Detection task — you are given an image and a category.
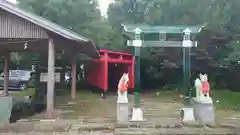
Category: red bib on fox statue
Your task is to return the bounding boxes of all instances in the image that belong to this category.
[118,73,129,93]
[199,73,212,100]
[117,73,129,103]
[201,81,210,93]
[119,77,129,93]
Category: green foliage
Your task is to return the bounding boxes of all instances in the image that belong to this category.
[15,0,240,70]
[11,88,36,97]
[18,0,124,50]
[212,90,240,110]
[227,40,240,64]
[7,0,126,68]
[108,0,240,91]
[108,0,240,65]
[3,0,240,91]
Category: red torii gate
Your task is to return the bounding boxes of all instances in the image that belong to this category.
[87,49,134,91]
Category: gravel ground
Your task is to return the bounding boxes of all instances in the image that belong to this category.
[0,91,239,134]
[0,131,114,135]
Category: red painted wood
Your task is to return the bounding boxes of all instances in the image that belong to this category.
[87,49,134,91]
[100,49,133,56]
[103,53,108,91]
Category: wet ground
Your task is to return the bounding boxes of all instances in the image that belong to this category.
[0,90,240,134]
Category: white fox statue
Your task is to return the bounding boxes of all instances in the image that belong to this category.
[194,75,202,100]
[117,73,129,103]
[195,73,212,102]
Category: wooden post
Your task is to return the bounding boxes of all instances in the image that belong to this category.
[104,52,108,91]
[35,64,40,89]
[100,52,108,98]
[71,52,77,100]
[46,38,55,117]
[3,53,9,95]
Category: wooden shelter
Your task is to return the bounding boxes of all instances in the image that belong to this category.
[0,0,99,117]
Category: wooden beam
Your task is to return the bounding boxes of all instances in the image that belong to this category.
[127,41,183,47]
[3,53,9,95]
[127,41,198,48]
[46,38,55,117]
[71,52,77,100]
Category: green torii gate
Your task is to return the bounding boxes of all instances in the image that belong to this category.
[122,24,203,121]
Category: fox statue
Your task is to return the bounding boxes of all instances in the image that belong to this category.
[194,74,202,100]
[117,73,129,103]
[197,73,212,102]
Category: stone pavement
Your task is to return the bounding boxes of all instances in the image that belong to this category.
[115,118,240,135]
[0,118,115,135]
[0,93,239,134]
[0,117,238,135]
[115,93,240,135]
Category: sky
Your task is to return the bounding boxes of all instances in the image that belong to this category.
[6,0,17,4]
[98,0,114,16]
[6,0,113,16]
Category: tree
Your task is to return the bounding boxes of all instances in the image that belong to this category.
[18,0,124,50]
[9,0,125,69]
[107,0,240,90]
[108,0,240,68]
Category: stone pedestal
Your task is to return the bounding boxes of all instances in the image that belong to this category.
[117,93,129,123]
[180,107,195,122]
[191,97,215,124]
[117,102,129,123]
[131,108,144,121]
[0,96,12,124]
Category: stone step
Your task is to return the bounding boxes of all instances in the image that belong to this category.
[117,118,240,129]
[71,123,115,131]
[19,117,116,123]
[143,113,180,118]
[0,123,34,133]
[79,117,116,123]
[116,123,182,129]
[114,128,236,135]
[35,119,116,132]
[115,128,160,135]
[116,118,182,129]
[4,119,115,133]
